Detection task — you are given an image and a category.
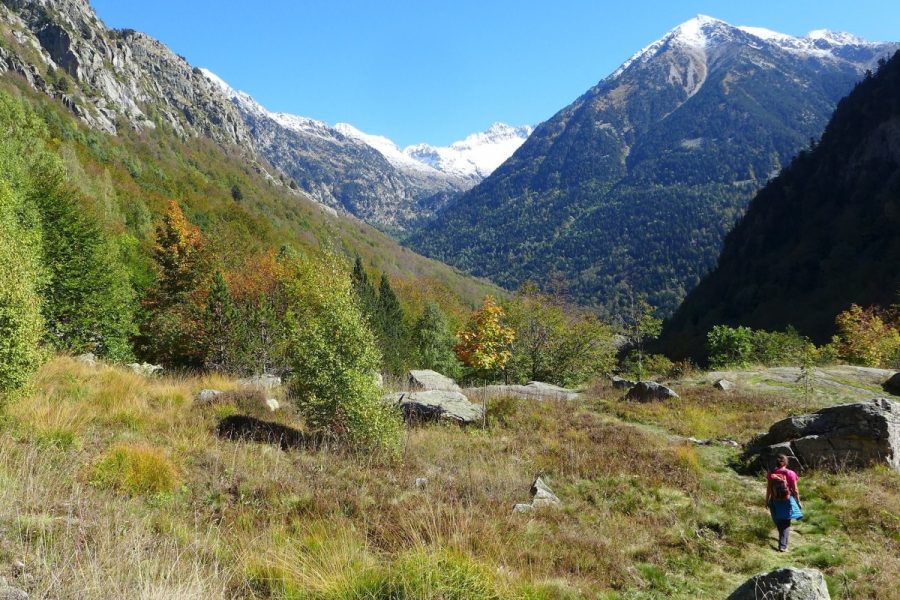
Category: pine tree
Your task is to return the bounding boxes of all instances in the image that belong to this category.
[376,273,407,375]
[141,200,207,367]
[350,255,377,318]
[202,271,238,372]
[412,303,460,377]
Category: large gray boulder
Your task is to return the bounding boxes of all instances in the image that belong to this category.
[625,381,679,402]
[407,369,461,392]
[383,390,483,425]
[882,372,900,396]
[745,398,900,471]
[237,373,282,390]
[726,567,829,600]
[465,382,580,401]
[513,477,561,513]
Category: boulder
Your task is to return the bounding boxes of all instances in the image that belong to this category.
[407,369,461,392]
[383,390,483,425]
[237,373,281,390]
[463,382,580,401]
[726,567,829,600]
[195,389,222,404]
[127,362,162,376]
[625,381,679,402]
[882,372,900,396]
[0,586,28,600]
[75,352,96,366]
[714,378,735,391]
[514,477,561,513]
[744,398,900,471]
[414,477,428,489]
[612,376,636,390]
[265,398,280,412]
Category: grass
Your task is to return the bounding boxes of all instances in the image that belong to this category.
[0,356,897,598]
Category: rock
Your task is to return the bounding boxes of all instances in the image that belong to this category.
[265,398,280,412]
[882,372,900,396]
[514,477,561,512]
[75,352,96,366]
[530,477,561,508]
[718,438,741,448]
[744,398,900,471]
[374,372,384,387]
[624,381,679,402]
[10,561,24,576]
[383,391,483,425]
[463,382,580,401]
[714,378,734,391]
[726,567,830,600]
[407,369,461,392]
[688,437,711,446]
[195,389,222,404]
[237,373,281,390]
[611,376,636,390]
[127,362,162,376]
[414,477,428,489]
[0,586,28,600]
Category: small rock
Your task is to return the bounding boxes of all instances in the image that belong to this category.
[237,373,281,390]
[530,477,561,508]
[265,398,280,412]
[713,378,734,391]
[75,352,96,366]
[374,372,384,387]
[10,561,24,577]
[718,438,741,448]
[726,567,830,600]
[625,381,679,402]
[688,437,711,446]
[128,362,163,377]
[414,477,428,489]
[512,503,533,513]
[195,389,222,404]
[0,584,28,600]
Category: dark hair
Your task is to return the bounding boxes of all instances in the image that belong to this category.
[776,454,789,467]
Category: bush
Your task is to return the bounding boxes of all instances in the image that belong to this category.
[707,325,754,368]
[834,304,900,367]
[284,253,401,454]
[707,324,817,368]
[0,183,45,398]
[90,443,179,495]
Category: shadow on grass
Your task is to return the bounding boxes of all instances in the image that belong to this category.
[216,415,322,450]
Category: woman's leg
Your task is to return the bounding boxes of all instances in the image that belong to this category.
[776,519,791,550]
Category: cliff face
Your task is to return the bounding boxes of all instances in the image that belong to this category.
[0,0,249,146]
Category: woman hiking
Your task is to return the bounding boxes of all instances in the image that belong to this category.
[766,454,803,552]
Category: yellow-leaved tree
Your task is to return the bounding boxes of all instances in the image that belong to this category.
[454,295,515,382]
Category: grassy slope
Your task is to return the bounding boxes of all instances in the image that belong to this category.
[0,357,896,599]
[0,75,500,322]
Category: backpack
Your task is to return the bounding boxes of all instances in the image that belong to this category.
[770,472,790,500]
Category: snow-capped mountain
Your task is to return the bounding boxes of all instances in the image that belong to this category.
[201,69,528,229]
[335,122,533,182]
[409,15,900,315]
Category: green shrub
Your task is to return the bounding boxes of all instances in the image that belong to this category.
[707,325,754,368]
[90,443,179,495]
[0,183,45,398]
[285,253,401,454]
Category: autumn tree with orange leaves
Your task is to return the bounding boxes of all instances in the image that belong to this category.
[141,200,209,367]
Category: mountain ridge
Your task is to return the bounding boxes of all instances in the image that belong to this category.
[406,15,900,315]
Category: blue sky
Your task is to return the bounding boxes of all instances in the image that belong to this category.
[91,0,899,147]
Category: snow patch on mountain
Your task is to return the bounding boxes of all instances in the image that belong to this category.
[404,123,534,179]
[611,15,884,81]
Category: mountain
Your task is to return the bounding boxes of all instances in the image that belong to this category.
[203,70,530,232]
[406,15,900,315]
[662,50,900,360]
[0,0,249,145]
[0,0,501,311]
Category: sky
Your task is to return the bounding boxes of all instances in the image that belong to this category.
[90,0,899,147]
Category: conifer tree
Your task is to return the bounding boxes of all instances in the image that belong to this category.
[412,302,460,377]
[202,271,238,372]
[376,273,407,375]
[350,255,377,319]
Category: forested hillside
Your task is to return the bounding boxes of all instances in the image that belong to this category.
[663,50,900,360]
[407,17,898,316]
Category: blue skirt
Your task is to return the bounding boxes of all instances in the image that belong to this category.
[770,496,803,521]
